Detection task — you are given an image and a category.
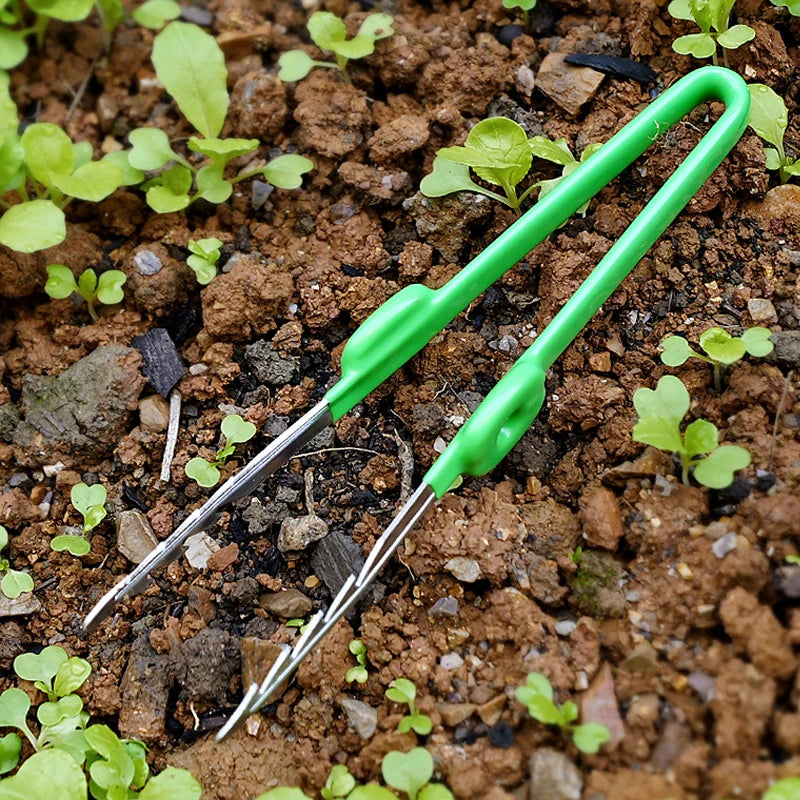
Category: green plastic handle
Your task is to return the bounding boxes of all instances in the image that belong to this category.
[323,67,749,495]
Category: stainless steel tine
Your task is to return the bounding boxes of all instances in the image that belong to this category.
[216,483,436,742]
[83,399,333,632]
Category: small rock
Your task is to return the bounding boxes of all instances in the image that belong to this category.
[251,180,273,210]
[649,720,692,770]
[259,588,313,619]
[445,557,481,583]
[747,298,777,322]
[0,592,41,617]
[42,462,64,478]
[138,395,170,433]
[131,328,185,398]
[571,551,625,618]
[310,531,365,596]
[477,694,506,726]
[242,498,288,535]
[278,514,328,554]
[207,543,239,572]
[119,632,169,742]
[535,52,605,115]
[488,720,514,748]
[133,250,163,276]
[528,748,582,800]
[241,637,284,688]
[554,619,577,636]
[184,532,219,569]
[776,565,800,599]
[580,486,624,550]
[687,670,715,703]
[116,510,159,565]
[437,701,476,727]
[341,697,378,739]
[770,330,800,369]
[579,663,625,748]
[619,641,659,674]
[170,628,240,709]
[440,652,464,671]
[179,5,213,25]
[245,341,298,385]
[187,586,217,623]
[429,596,459,618]
[712,532,737,558]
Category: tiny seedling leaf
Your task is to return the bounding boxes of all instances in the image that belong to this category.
[185,457,221,488]
[101,150,145,186]
[51,160,124,202]
[0,526,6,551]
[529,135,575,166]
[633,375,690,426]
[698,327,746,365]
[152,22,229,139]
[254,789,313,800]
[96,270,127,305]
[14,645,67,686]
[189,136,259,166]
[667,0,694,19]
[503,0,537,9]
[382,748,434,799]
[522,672,554,700]
[672,32,717,58]
[45,264,79,299]
[683,418,718,458]
[386,677,416,706]
[51,534,91,556]
[346,787,396,800]
[0,131,23,189]
[28,0,93,21]
[0,29,27,70]
[398,712,433,735]
[128,127,179,171]
[518,691,564,726]
[195,165,232,204]
[716,24,755,48]
[307,11,347,51]
[322,764,356,799]
[0,733,21,775]
[660,335,694,367]
[146,163,193,212]
[131,0,180,28]
[764,777,800,800]
[53,656,92,697]
[0,200,66,253]
[77,267,98,302]
[692,444,751,489]
[747,84,788,153]
[740,326,774,357]
[0,748,86,800]
[0,570,33,600]
[418,786,455,800]
[420,156,483,198]
[278,51,315,82]
[20,123,74,185]
[572,722,611,754]
[139,767,204,799]
[0,688,30,733]
[262,154,314,189]
[345,665,368,683]
[37,694,83,728]
[221,414,256,444]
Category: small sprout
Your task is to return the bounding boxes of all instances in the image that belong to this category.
[186,414,257,488]
[667,0,755,66]
[131,0,180,28]
[764,776,800,800]
[660,326,774,391]
[321,764,357,800]
[529,137,603,214]
[502,0,537,30]
[278,11,394,81]
[748,84,800,184]
[632,375,751,488]
[786,554,800,565]
[381,748,454,800]
[286,617,310,633]
[255,789,313,800]
[516,672,610,754]
[569,545,583,565]
[13,644,91,703]
[44,264,127,319]
[386,678,433,736]
[345,639,369,684]
[187,237,223,285]
[0,526,33,600]
[70,482,107,533]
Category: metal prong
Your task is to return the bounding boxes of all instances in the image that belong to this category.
[83,399,333,632]
[216,483,436,742]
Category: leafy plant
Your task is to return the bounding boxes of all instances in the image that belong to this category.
[386,678,432,736]
[0,526,32,600]
[51,482,107,557]
[185,414,256,488]
[516,672,610,754]
[187,237,223,285]
[345,640,369,684]
[45,265,126,319]
[502,0,536,29]
[128,22,313,214]
[322,765,357,800]
[667,0,754,65]
[380,748,453,800]
[420,117,601,215]
[747,84,800,184]
[278,11,394,81]
[660,326,773,391]
[568,545,583,565]
[764,777,800,800]
[632,375,751,488]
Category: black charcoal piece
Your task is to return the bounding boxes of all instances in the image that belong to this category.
[564,53,658,84]
[131,328,186,397]
[310,531,365,596]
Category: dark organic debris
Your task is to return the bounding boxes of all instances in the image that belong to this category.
[564,53,658,84]
[131,328,186,397]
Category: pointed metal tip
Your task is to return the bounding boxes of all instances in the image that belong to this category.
[216,682,260,742]
[82,584,120,632]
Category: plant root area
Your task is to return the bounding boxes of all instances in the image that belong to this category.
[1,0,800,798]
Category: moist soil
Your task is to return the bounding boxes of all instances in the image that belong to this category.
[1,0,800,798]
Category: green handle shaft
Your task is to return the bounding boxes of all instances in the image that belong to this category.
[424,67,749,496]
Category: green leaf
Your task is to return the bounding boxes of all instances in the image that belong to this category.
[277,51,315,82]
[307,11,347,52]
[71,482,107,518]
[185,457,220,487]
[345,787,396,800]
[385,677,416,707]
[572,722,611,754]
[324,764,356,799]
[131,0,180,28]
[152,21,228,139]
[0,30,26,70]
[139,767,203,799]
[382,748,433,799]
[764,777,800,800]
[221,414,256,444]
[54,656,92,697]
[693,444,751,489]
[72,140,92,169]
[0,688,30,733]
[349,639,366,657]
[0,113,20,167]
[519,692,564,726]
[0,200,65,253]
[96,270,126,305]
[503,0,537,9]
[262,153,314,189]
[14,645,67,686]
[0,570,33,599]
[633,375,689,426]
[0,748,86,800]
[20,123,74,185]
[747,84,788,153]
[51,534,91,556]
[37,694,83,727]
[740,326,774,357]
[27,0,93,22]
[684,418,718,458]
[699,327,746,365]
[76,268,98,303]
[672,32,717,58]
[521,672,553,700]
[145,164,193,212]
[85,724,134,785]
[187,256,217,284]
[631,415,684,453]
[716,23,754,49]
[659,335,695,367]
[420,156,485,198]
[188,136,259,169]
[128,127,179,171]
[418,786,455,800]
[188,237,223,260]
[0,527,6,551]
[345,665,368,683]
[45,264,79,300]
[96,0,124,34]
[195,165,232,204]
[101,150,145,186]
[771,0,800,14]
[355,13,394,42]
[398,713,432,736]
[0,734,20,775]
[51,160,124,202]
[667,0,694,20]
[560,700,578,724]
[528,136,575,166]
[254,790,313,800]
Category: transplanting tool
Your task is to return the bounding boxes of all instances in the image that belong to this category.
[82,67,750,740]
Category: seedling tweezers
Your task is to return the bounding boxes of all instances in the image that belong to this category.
[82,67,750,741]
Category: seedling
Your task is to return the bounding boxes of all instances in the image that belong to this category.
[345,639,368,684]
[632,375,751,488]
[380,748,453,800]
[660,326,773,391]
[0,525,33,600]
[44,265,126,319]
[322,764,357,800]
[747,84,800,184]
[786,555,800,565]
[765,777,800,800]
[667,0,754,66]
[278,11,394,81]
[187,237,223,285]
[529,137,603,214]
[569,545,584,565]
[385,678,432,736]
[128,22,313,214]
[51,482,107,557]
[516,672,610,754]
[185,414,257,488]
[286,617,310,633]
[502,0,536,30]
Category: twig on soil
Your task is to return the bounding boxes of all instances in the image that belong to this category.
[160,390,182,483]
[290,446,379,459]
[394,430,414,502]
[769,370,794,471]
[65,54,99,122]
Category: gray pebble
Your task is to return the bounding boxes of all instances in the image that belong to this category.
[712,532,737,558]
[429,596,459,618]
[440,653,464,671]
[341,698,377,739]
[554,619,577,636]
[445,557,481,583]
[133,250,163,276]
[180,6,213,25]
